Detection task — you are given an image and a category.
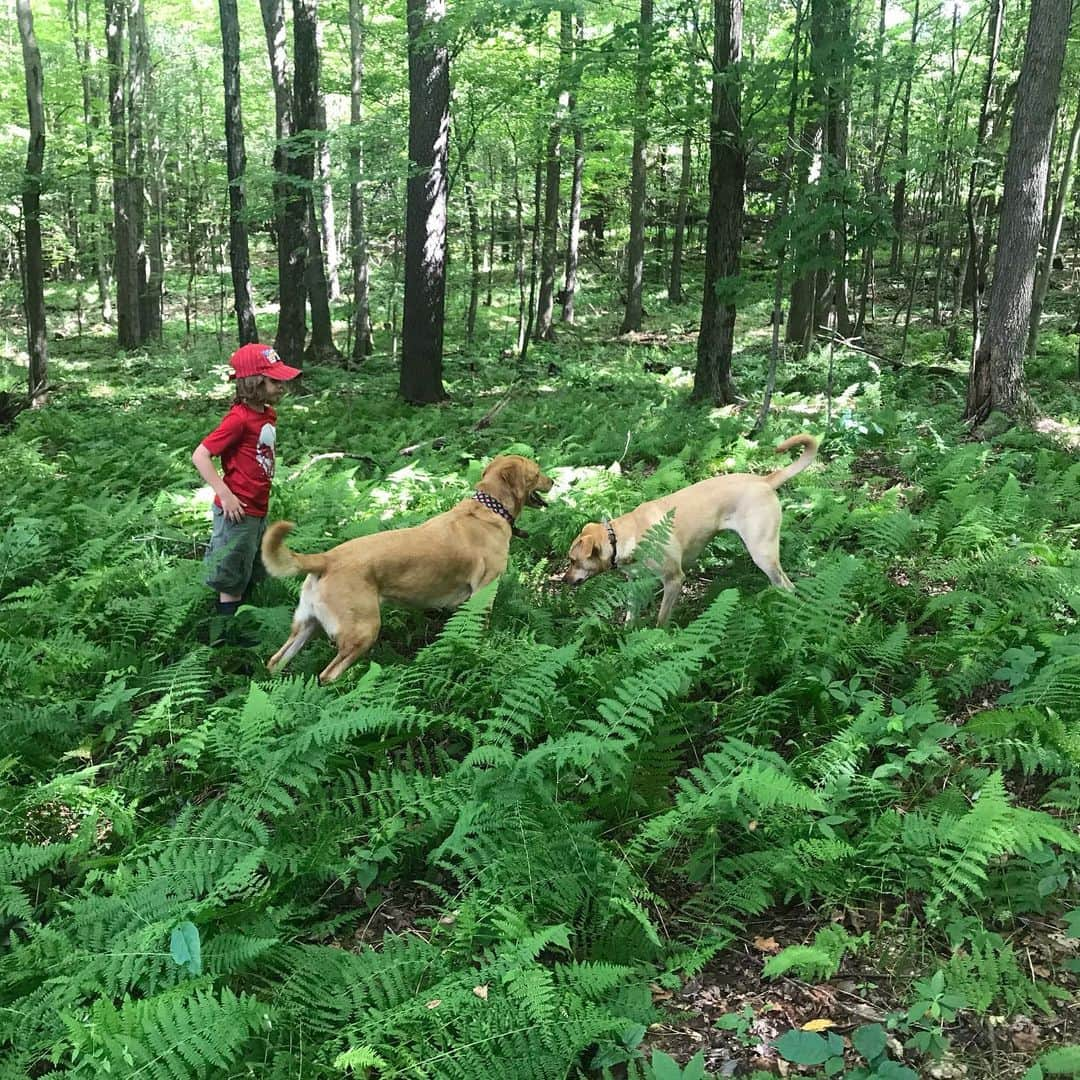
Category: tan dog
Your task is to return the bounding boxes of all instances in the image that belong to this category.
[261,455,553,683]
[563,434,818,625]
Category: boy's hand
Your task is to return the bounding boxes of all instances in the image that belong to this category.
[220,489,246,522]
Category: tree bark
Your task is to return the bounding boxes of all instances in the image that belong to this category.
[260,0,307,361]
[889,0,919,273]
[959,0,1003,358]
[400,0,449,402]
[314,12,340,302]
[69,0,112,325]
[349,0,373,360]
[1028,89,1080,359]
[457,125,481,344]
[561,10,585,325]
[535,7,573,341]
[691,0,742,405]
[17,0,47,404]
[219,0,258,344]
[619,0,652,334]
[855,0,886,333]
[668,80,693,304]
[106,0,140,348]
[292,0,340,364]
[965,0,1070,424]
[753,0,803,437]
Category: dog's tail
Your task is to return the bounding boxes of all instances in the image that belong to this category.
[261,521,330,578]
[765,433,819,489]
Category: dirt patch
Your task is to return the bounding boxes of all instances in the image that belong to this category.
[642,914,1080,1078]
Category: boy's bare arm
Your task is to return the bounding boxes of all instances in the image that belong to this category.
[192,444,246,522]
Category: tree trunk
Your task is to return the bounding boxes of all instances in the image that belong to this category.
[513,157,527,352]
[219,0,258,344]
[819,0,852,338]
[619,0,652,334]
[1028,89,1080,358]
[691,0,742,405]
[668,82,693,304]
[520,152,543,362]
[960,0,1003,359]
[314,13,340,302]
[753,0,803,437]
[106,0,140,348]
[561,10,585,325]
[400,0,449,402]
[128,0,156,341]
[293,0,340,364]
[143,28,164,343]
[349,0,373,360]
[458,128,481,344]
[889,0,919,274]
[965,0,1070,424]
[17,0,47,404]
[70,0,112,325]
[260,0,307,361]
[535,8,572,340]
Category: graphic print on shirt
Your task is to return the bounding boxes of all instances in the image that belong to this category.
[256,422,276,479]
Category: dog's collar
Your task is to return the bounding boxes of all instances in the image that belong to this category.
[604,519,618,568]
[474,490,528,539]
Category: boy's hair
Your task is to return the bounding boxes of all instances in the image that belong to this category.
[234,374,278,406]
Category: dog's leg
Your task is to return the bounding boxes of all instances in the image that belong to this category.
[656,572,685,626]
[318,600,381,684]
[267,617,319,673]
[737,500,795,590]
[742,523,794,589]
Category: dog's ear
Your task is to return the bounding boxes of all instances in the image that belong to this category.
[497,456,534,498]
[569,531,599,561]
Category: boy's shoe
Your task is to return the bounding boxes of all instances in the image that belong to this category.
[210,601,260,648]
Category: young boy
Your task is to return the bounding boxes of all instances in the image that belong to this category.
[192,343,301,636]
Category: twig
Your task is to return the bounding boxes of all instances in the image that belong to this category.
[473,386,515,431]
[398,436,448,457]
[398,383,519,455]
[287,452,379,480]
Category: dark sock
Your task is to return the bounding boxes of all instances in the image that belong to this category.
[216,600,241,617]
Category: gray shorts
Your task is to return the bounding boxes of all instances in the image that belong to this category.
[203,505,268,596]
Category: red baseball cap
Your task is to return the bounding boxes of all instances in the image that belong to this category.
[228,343,302,381]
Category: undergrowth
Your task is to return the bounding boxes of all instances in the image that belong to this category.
[1,278,1079,1078]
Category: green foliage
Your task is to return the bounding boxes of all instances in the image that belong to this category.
[762,925,868,982]
[2,286,1079,1077]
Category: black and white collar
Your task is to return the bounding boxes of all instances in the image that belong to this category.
[604,519,618,568]
[473,490,529,539]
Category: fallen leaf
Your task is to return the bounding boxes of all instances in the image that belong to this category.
[753,936,780,953]
[472,985,489,1001]
[425,999,441,1009]
[801,1018,836,1032]
[1010,1029,1041,1054]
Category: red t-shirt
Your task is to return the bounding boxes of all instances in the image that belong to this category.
[201,403,278,517]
